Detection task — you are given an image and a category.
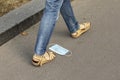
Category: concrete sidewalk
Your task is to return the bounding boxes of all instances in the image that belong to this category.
[0,0,120,80]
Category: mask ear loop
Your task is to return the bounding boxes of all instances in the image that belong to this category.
[48,43,72,57]
[64,51,72,57]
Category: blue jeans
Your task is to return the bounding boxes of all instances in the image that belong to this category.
[35,0,79,55]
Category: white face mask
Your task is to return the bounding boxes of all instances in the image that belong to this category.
[49,44,72,56]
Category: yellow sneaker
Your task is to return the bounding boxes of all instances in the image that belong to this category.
[71,22,91,38]
[32,51,56,66]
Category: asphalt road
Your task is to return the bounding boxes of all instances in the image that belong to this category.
[0,0,120,80]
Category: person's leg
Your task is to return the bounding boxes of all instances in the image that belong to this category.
[60,0,91,38]
[33,0,64,66]
[60,0,79,33]
[35,0,64,55]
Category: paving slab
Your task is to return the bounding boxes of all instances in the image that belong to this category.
[0,0,120,80]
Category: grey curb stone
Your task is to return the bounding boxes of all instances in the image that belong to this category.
[0,0,45,46]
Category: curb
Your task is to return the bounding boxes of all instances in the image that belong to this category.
[0,0,45,46]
